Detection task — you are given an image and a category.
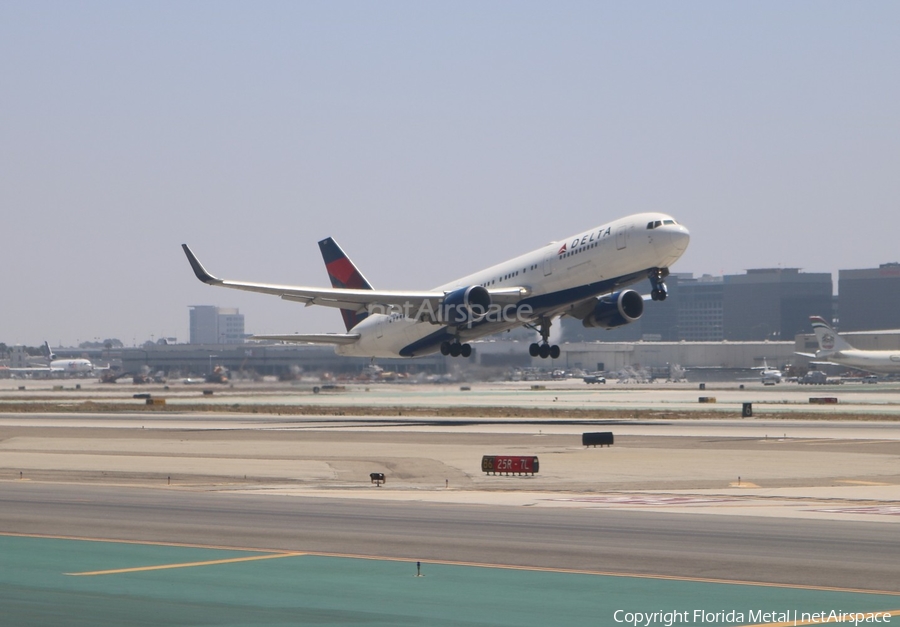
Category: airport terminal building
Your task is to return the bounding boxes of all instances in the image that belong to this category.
[115,338,799,380]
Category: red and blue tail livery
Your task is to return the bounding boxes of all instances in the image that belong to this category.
[318,237,373,331]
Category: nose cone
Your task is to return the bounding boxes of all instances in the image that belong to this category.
[670,224,690,255]
[655,223,690,266]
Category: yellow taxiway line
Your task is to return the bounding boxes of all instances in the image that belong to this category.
[302,550,900,597]
[4,531,899,597]
[66,552,303,576]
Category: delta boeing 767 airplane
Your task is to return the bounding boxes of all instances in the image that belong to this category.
[183,212,689,359]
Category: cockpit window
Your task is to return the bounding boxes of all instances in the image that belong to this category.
[663,219,676,225]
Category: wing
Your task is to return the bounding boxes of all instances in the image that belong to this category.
[182,245,527,319]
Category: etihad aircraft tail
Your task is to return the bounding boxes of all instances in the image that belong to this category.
[810,316,853,355]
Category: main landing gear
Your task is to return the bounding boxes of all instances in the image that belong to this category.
[527,317,561,360]
[440,341,472,358]
[650,267,669,301]
[529,342,560,359]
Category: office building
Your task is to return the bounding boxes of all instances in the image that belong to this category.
[722,268,833,341]
[838,263,900,332]
[189,306,245,344]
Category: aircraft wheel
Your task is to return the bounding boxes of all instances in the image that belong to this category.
[460,343,472,358]
[538,343,551,359]
[529,343,540,357]
[549,345,561,359]
[656,290,667,301]
[450,343,462,357]
[440,341,451,356]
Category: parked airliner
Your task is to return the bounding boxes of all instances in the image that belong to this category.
[183,213,689,359]
[798,316,900,374]
[10,342,98,375]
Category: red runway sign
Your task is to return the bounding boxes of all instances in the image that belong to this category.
[481,456,539,475]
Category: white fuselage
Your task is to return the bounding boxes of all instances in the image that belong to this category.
[819,350,900,374]
[336,212,689,358]
[49,359,94,373]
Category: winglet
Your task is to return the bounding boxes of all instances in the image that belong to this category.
[182,244,219,284]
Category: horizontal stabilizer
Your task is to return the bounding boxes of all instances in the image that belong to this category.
[251,333,360,345]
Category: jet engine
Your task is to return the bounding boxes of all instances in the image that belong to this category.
[442,285,492,324]
[582,290,644,329]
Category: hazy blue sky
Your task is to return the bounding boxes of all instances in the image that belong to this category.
[2,2,898,346]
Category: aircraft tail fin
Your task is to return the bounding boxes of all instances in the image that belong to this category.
[318,237,373,332]
[42,341,57,361]
[810,316,853,355]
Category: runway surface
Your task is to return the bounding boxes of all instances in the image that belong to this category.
[5,377,900,416]
[4,533,900,627]
[2,380,899,623]
[2,481,899,593]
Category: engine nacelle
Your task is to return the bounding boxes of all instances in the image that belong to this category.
[582,290,644,329]
[442,285,492,324]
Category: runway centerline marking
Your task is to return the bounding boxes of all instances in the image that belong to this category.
[66,552,303,576]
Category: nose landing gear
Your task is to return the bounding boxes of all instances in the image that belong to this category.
[650,268,669,301]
